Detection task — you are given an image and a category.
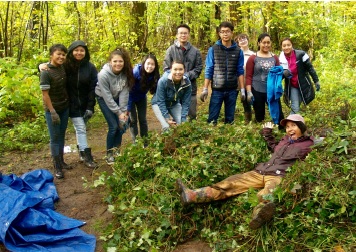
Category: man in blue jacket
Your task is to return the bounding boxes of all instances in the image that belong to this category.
[200,21,245,125]
[163,24,203,121]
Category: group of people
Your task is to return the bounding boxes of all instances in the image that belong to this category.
[39,21,321,230]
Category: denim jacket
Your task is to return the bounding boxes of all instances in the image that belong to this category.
[151,71,192,122]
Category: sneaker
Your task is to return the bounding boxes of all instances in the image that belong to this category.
[55,170,64,179]
[106,153,115,165]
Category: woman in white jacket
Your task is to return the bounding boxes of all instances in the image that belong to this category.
[95,48,134,164]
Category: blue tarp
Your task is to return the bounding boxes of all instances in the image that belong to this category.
[0,169,96,252]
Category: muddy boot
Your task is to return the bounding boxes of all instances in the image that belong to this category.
[249,202,276,230]
[53,156,64,179]
[60,150,72,170]
[83,148,98,168]
[77,145,85,162]
[176,179,215,205]
[244,112,252,124]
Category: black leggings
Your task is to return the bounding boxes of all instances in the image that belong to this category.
[252,88,284,124]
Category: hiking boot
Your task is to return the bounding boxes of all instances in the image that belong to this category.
[249,202,276,230]
[244,112,252,124]
[53,156,64,179]
[83,148,98,168]
[106,150,115,165]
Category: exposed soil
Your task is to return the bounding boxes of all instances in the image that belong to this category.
[0,105,212,252]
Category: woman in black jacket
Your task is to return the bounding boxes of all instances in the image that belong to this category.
[65,40,98,168]
[279,38,320,114]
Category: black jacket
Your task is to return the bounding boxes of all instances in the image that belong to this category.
[66,40,98,117]
[281,49,319,106]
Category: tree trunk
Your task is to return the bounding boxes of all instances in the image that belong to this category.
[73,2,81,40]
[132,2,148,53]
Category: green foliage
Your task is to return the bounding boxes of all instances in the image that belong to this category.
[95,67,355,251]
[0,57,47,152]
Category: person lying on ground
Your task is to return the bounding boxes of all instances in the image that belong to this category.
[176,114,315,229]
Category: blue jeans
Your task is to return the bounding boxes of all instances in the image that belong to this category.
[208,89,238,124]
[71,117,88,151]
[152,103,182,131]
[45,108,69,157]
[290,87,301,114]
[129,97,148,141]
[97,97,126,150]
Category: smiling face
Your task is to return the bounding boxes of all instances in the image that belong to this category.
[144,58,156,74]
[238,37,248,49]
[177,27,190,46]
[110,55,124,74]
[171,62,185,82]
[281,39,293,56]
[72,46,86,61]
[50,50,66,67]
[285,121,303,140]
[258,36,272,53]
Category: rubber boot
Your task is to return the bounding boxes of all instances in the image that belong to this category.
[176,179,215,205]
[244,112,252,124]
[53,156,64,179]
[249,202,276,230]
[83,148,98,168]
[60,150,72,169]
[77,145,85,162]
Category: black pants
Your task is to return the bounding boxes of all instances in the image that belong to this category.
[130,97,148,138]
[252,88,284,124]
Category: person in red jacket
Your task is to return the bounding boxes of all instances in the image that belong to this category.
[176,114,314,229]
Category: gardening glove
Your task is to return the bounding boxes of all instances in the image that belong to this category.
[200,88,208,102]
[83,110,93,123]
[263,122,275,129]
[240,88,246,102]
[50,110,60,125]
[283,69,292,79]
[315,82,320,91]
[247,91,254,104]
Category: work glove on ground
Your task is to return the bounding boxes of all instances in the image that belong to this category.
[315,82,320,91]
[247,91,254,104]
[50,110,60,125]
[240,88,246,101]
[83,110,93,123]
[200,88,208,102]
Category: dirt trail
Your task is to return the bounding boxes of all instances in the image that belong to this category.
[0,105,211,252]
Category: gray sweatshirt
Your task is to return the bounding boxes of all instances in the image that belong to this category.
[95,63,129,115]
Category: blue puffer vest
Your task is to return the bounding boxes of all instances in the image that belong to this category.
[211,44,241,90]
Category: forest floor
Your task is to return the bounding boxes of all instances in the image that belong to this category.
[0,105,212,252]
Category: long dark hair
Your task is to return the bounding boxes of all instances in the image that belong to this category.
[139,54,160,94]
[109,47,134,90]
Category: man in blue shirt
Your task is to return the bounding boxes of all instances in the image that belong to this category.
[200,21,245,125]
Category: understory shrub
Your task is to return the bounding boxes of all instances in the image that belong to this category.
[98,99,355,251]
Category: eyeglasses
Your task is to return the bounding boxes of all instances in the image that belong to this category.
[219,30,231,35]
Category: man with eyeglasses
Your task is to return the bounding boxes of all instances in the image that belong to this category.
[235,33,255,124]
[200,21,245,125]
[163,24,203,121]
